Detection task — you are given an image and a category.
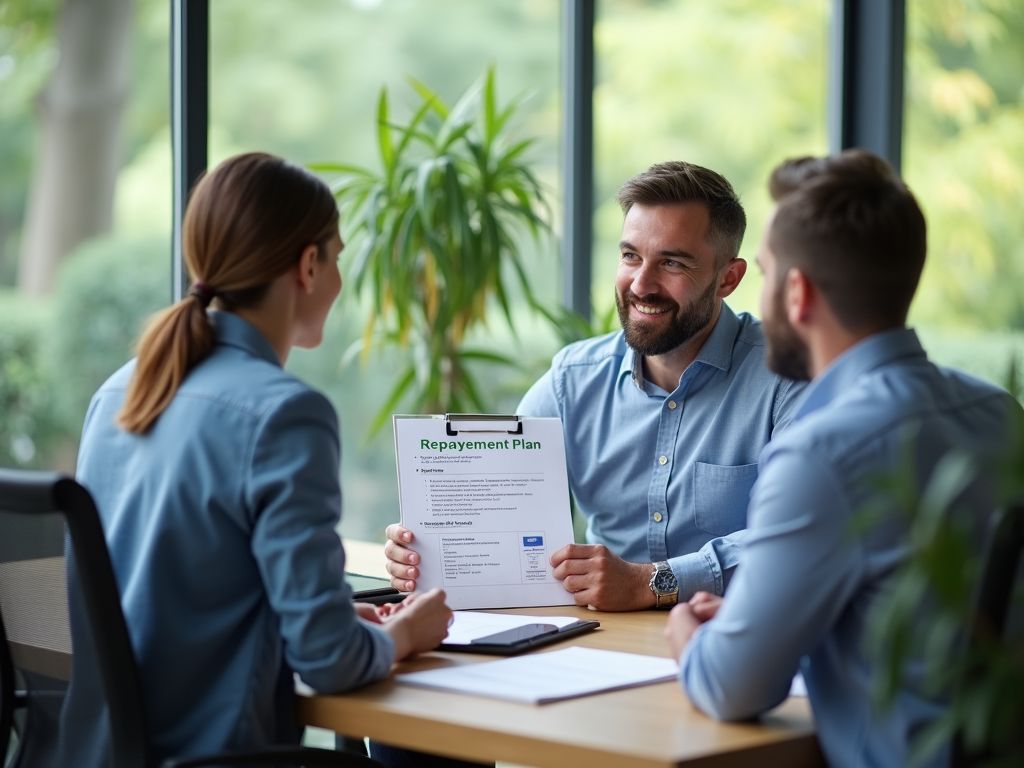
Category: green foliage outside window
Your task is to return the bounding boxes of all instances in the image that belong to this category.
[46,236,168,435]
[905,0,1024,332]
[0,236,167,471]
[0,289,56,467]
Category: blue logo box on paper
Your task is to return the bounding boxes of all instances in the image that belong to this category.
[522,536,543,547]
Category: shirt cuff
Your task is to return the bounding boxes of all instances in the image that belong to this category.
[677,622,714,706]
[357,617,398,675]
[668,550,723,601]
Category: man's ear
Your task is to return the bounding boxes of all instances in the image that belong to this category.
[784,267,813,326]
[295,244,320,294]
[716,258,747,299]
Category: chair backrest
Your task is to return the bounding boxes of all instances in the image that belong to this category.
[972,503,1024,640]
[948,502,1024,768]
[0,469,151,768]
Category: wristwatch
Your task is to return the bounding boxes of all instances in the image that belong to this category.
[649,561,679,609]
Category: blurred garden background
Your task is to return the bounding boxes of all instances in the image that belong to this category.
[1,0,1022,543]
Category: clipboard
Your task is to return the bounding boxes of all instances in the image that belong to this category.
[443,413,523,436]
[438,619,600,655]
[392,413,575,610]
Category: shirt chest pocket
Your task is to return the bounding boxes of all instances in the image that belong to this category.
[692,462,759,537]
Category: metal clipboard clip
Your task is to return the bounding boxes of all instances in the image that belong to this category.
[445,413,523,437]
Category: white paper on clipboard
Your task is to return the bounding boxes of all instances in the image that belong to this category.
[393,414,575,610]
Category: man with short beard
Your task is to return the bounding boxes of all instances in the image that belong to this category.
[384,161,804,612]
[666,151,1021,768]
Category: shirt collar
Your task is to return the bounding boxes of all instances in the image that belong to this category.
[622,302,740,391]
[694,302,740,372]
[794,327,926,421]
[211,311,282,368]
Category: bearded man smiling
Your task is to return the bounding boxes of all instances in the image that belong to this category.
[385,161,806,612]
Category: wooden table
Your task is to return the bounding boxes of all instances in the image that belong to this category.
[302,540,825,768]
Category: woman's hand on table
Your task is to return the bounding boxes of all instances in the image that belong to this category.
[380,588,452,660]
[354,602,385,623]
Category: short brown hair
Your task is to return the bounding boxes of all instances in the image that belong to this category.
[616,160,747,264]
[768,150,926,332]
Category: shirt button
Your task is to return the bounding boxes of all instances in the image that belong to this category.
[653,512,663,522]
[667,400,677,410]
[659,456,668,466]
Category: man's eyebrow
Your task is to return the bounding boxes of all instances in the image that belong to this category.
[658,248,698,263]
[619,241,699,263]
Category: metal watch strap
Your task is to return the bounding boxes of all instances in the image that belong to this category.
[655,589,678,609]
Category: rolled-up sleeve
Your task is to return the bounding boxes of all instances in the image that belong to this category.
[679,447,863,720]
[246,388,394,693]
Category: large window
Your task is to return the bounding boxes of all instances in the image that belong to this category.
[903,0,1024,387]
[593,0,830,319]
[3,0,1020,538]
[0,0,171,473]
[208,0,561,541]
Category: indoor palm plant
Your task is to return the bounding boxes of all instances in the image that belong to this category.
[313,67,550,433]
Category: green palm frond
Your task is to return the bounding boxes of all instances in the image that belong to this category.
[319,65,551,432]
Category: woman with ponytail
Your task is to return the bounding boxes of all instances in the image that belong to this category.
[70,152,452,764]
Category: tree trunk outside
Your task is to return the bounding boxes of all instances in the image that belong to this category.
[17,0,135,295]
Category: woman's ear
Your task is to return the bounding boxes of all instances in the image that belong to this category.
[295,244,320,294]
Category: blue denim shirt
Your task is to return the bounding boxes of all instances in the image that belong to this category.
[71,312,394,762]
[517,304,804,598]
[679,328,1020,768]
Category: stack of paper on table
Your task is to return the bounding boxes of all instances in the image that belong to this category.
[396,646,679,704]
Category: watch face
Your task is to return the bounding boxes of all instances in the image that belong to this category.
[653,568,677,593]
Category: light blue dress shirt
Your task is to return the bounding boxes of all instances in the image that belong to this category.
[679,328,1020,768]
[517,304,804,598]
[70,311,394,763]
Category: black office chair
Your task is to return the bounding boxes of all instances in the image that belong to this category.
[0,468,383,768]
[947,502,1024,768]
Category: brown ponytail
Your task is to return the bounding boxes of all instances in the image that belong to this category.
[117,152,339,433]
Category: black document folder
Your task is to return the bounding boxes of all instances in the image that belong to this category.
[438,619,600,655]
[347,572,406,605]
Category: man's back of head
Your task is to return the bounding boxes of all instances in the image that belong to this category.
[767,150,927,334]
